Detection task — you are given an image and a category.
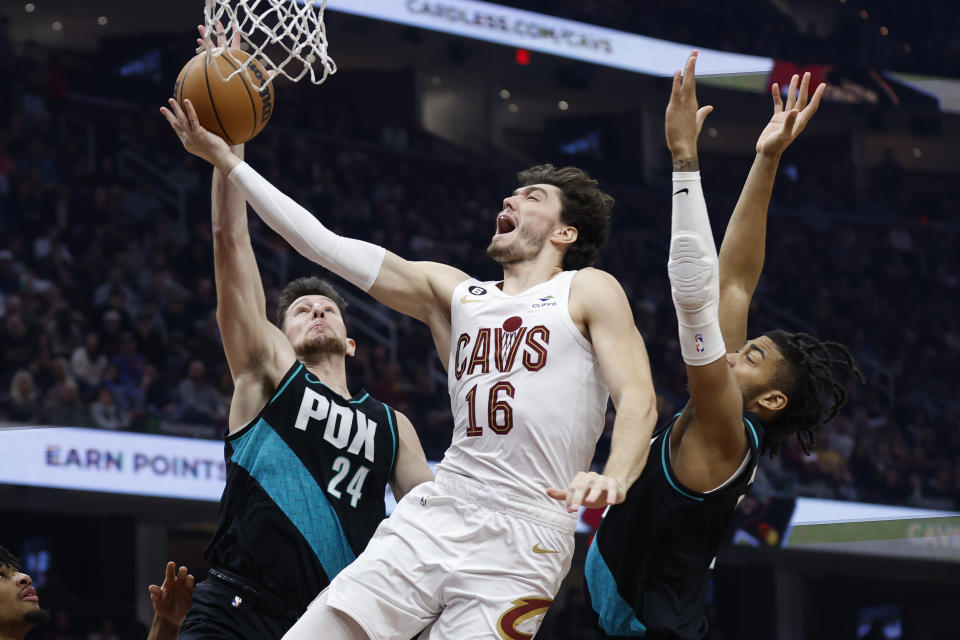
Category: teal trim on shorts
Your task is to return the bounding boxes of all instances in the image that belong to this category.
[585,536,647,636]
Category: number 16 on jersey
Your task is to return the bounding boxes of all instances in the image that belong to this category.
[464,382,515,436]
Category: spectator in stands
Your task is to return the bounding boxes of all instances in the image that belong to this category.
[39,358,81,424]
[7,369,41,423]
[70,332,108,391]
[112,333,146,389]
[133,364,174,425]
[97,310,125,359]
[2,313,34,376]
[92,267,138,314]
[98,288,136,333]
[0,251,20,295]
[0,545,49,640]
[41,378,83,426]
[89,386,124,430]
[98,363,136,416]
[44,308,82,360]
[133,312,167,365]
[173,360,227,426]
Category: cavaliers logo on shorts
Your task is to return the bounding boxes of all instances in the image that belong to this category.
[496,597,552,640]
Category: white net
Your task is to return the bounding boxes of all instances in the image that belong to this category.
[204,0,336,89]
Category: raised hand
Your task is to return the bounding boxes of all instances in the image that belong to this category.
[148,561,195,626]
[196,21,242,53]
[755,72,826,158]
[547,471,627,513]
[665,50,714,166]
[160,97,238,173]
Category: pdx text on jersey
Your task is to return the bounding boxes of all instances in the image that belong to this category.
[293,387,380,463]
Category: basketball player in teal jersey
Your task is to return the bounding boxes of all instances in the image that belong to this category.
[585,53,863,639]
[159,44,434,635]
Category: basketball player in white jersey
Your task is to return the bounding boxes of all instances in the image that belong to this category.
[162,94,658,638]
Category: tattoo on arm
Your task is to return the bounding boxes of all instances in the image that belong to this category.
[672,157,700,172]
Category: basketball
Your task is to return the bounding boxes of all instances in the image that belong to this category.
[173,47,275,145]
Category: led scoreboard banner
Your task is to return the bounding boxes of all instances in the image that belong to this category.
[322,0,774,78]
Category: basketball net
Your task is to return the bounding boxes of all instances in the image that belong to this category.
[203,0,337,88]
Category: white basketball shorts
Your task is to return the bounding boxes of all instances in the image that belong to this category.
[309,468,576,639]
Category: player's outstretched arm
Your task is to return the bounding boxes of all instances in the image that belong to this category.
[161,100,296,431]
[209,144,295,379]
[146,561,194,640]
[664,51,746,470]
[547,269,658,512]
[389,411,435,500]
[718,73,825,350]
[158,98,467,333]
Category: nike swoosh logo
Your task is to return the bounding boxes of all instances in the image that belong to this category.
[532,543,560,554]
[460,296,483,304]
[673,188,689,196]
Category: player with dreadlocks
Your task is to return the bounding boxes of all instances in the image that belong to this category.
[0,546,49,640]
[583,53,864,639]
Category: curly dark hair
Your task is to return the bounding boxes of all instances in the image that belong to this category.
[516,164,614,270]
[276,277,348,330]
[761,330,865,458]
[0,545,21,570]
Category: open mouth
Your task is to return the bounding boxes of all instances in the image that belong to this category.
[495,213,517,237]
[21,587,38,602]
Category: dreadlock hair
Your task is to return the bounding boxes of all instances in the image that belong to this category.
[0,546,21,570]
[276,277,348,330]
[761,330,865,458]
[516,164,614,271]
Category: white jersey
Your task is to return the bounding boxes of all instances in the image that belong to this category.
[439,271,610,507]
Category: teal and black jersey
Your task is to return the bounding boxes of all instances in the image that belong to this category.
[585,411,766,639]
[204,362,400,615]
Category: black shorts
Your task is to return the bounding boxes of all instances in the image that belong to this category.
[178,569,301,640]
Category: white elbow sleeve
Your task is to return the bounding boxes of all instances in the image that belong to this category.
[668,172,726,366]
[228,162,386,291]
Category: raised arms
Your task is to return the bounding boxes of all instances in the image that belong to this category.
[664,52,750,486]
[159,101,467,354]
[664,55,826,491]
[718,73,825,350]
[160,100,296,432]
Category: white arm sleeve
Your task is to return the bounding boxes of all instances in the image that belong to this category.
[227,161,386,292]
[668,171,726,366]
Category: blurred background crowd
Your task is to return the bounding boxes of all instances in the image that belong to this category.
[1,6,958,518]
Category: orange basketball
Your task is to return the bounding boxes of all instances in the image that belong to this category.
[173,48,275,145]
